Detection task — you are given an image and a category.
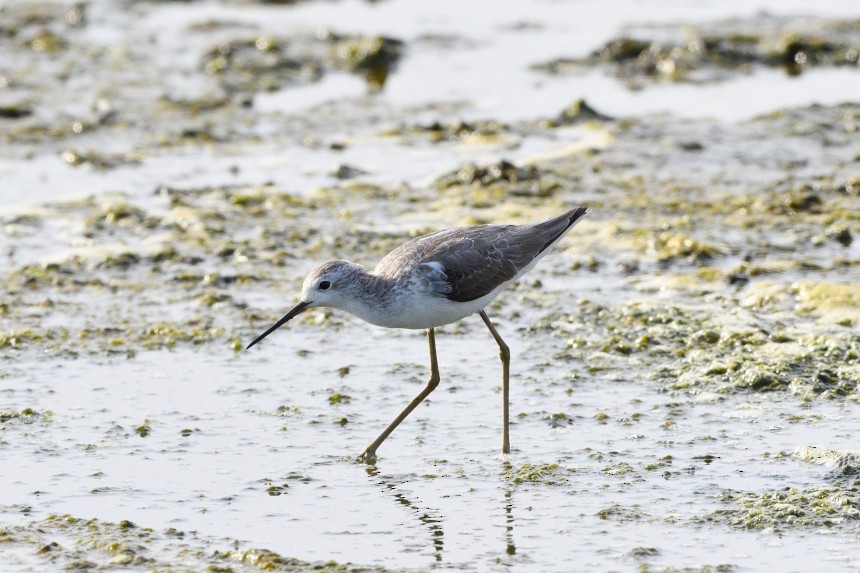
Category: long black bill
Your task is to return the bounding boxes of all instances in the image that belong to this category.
[246,301,310,350]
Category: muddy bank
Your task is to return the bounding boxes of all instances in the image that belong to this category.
[533,14,860,86]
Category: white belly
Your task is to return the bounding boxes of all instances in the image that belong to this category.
[352,283,509,330]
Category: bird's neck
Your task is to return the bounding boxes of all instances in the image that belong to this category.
[345,263,393,290]
[336,266,400,326]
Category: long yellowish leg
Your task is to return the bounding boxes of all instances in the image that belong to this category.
[479,310,511,454]
[357,328,441,463]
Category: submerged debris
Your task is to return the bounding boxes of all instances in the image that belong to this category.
[382,118,511,144]
[433,159,565,205]
[202,32,403,93]
[532,15,860,85]
[546,99,614,127]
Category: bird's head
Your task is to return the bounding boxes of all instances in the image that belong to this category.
[246,259,362,349]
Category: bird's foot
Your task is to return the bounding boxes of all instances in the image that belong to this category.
[354,449,378,465]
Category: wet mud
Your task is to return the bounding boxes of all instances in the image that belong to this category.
[533,14,860,86]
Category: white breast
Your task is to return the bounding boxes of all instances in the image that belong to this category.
[355,278,512,330]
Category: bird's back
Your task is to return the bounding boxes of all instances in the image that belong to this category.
[373,207,588,303]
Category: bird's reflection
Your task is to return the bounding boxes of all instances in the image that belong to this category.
[365,465,444,561]
[364,463,520,564]
[503,487,516,557]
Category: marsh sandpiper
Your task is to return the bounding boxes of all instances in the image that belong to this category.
[247,207,589,462]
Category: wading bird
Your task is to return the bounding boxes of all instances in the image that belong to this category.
[247,207,589,461]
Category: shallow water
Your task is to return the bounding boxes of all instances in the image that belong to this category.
[2,0,860,571]
[3,335,859,571]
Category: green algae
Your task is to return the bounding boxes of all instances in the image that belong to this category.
[0,182,342,356]
[596,502,646,521]
[276,405,302,417]
[0,407,51,424]
[0,329,51,349]
[203,36,319,92]
[643,455,673,472]
[84,200,148,229]
[29,29,66,54]
[710,486,860,530]
[632,229,725,263]
[265,484,289,496]
[1,513,392,572]
[6,100,852,364]
[328,392,352,405]
[698,447,860,532]
[501,462,564,485]
[215,547,391,572]
[638,565,735,573]
[602,461,637,477]
[554,300,860,401]
[545,411,573,427]
[791,281,860,325]
[0,320,233,356]
[139,324,228,349]
[60,149,143,170]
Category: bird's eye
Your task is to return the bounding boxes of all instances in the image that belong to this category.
[319,280,331,290]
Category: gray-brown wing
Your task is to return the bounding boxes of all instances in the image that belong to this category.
[437,208,589,302]
[372,226,518,300]
[374,208,588,303]
[426,228,520,302]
